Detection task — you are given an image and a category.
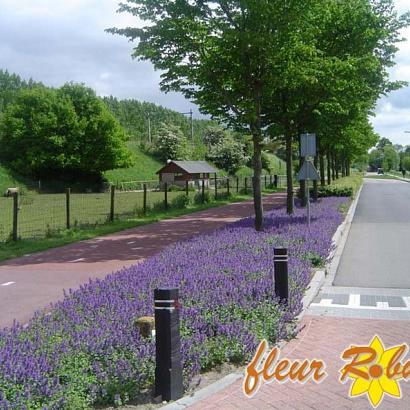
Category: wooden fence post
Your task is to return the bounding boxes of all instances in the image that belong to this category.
[264,175,267,189]
[66,188,71,229]
[214,174,218,199]
[201,179,205,203]
[245,177,248,194]
[227,178,230,196]
[185,180,189,196]
[12,192,18,241]
[164,182,168,209]
[143,184,147,215]
[274,175,278,188]
[236,176,239,193]
[110,185,115,222]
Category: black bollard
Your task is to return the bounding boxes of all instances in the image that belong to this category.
[273,248,289,303]
[154,288,184,401]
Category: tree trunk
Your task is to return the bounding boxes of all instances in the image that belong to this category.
[252,135,264,231]
[341,158,346,177]
[320,153,326,187]
[332,153,336,181]
[285,131,294,215]
[347,158,351,176]
[327,152,331,185]
[335,154,339,179]
[313,155,319,200]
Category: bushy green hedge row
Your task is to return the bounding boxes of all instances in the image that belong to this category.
[316,185,354,198]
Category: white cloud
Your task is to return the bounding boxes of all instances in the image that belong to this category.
[0,0,410,133]
[0,0,199,115]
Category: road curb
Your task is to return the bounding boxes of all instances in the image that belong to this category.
[160,189,363,409]
[161,373,243,410]
[324,184,363,286]
[386,173,410,183]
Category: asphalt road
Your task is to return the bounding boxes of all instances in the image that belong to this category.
[0,193,285,328]
[334,177,410,289]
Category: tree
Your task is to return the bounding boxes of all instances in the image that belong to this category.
[382,144,399,171]
[154,123,188,162]
[206,137,247,175]
[0,84,131,179]
[202,126,226,147]
[109,0,312,230]
[402,156,410,172]
[377,137,393,150]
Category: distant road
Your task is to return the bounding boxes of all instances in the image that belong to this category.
[334,178,410,288]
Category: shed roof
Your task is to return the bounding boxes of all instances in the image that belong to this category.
[157,161,217,174]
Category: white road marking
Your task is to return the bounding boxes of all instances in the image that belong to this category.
[310,303,410,311]
[376,301,389,309]
[1,282,15,287]
[404,297,410,308]
[348,294,361,307]
[319,298,333,306]
[127,241,136,244]
[69,258,85,263]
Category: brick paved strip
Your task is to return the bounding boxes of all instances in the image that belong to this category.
[0,193,285,327]
[188,315,410,409]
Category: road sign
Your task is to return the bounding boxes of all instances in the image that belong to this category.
[300,133,316,157]
[296,160,319,181]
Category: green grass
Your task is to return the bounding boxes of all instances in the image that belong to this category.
[0,164,34,195]
[264,152,286,175]
[0,187,284,262]
[104,144,162,185]
[331,173,364,197]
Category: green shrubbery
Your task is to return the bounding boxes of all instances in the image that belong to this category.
[194,191,211,204]
[170,194,190,209]
[316,185,354,198]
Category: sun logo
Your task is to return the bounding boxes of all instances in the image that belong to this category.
[340,336,409,408]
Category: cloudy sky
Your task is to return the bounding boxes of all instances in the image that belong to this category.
[0,0,409,145]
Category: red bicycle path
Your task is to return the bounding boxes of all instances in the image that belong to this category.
[188,315,410,410]
[0,193,286,328]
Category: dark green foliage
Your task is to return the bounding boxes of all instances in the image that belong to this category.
[0,84,132,180]
[0,69,43,112]
[170,194,190,209]
[206,137,247,175]
[194,191,211,204]
[102,96,215,143]
[314,186,354,198]
[402,157,410,172]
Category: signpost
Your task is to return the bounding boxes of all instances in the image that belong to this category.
[297,134,319,227]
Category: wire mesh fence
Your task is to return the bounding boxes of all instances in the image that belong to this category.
[0,174,285,242]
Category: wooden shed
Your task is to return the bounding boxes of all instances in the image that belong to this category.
[156,160,217,188]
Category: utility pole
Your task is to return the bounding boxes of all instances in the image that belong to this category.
[179,109,194,140]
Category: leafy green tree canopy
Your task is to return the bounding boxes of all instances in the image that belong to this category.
[0,84,131,179]
[206,136,247,175]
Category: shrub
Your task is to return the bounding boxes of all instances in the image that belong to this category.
[168,184,184,192]
[194,190,211,204]
[170,194,190,209]
[315,186,354,198]
[216,191,232,200]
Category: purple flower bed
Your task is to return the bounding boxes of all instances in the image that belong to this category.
[0,197,347,408]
